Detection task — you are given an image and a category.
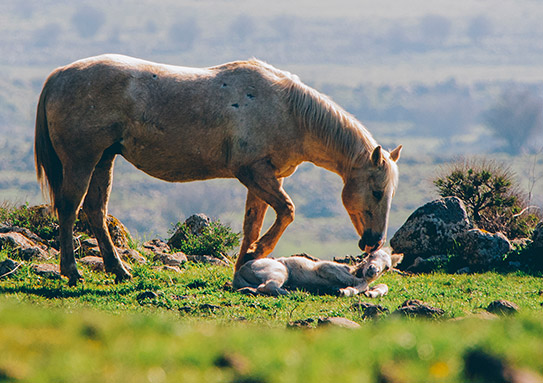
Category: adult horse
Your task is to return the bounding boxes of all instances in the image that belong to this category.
[35,54,402,285]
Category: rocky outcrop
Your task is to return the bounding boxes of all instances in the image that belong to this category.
[457,229,511,271]
[391,197,472,269]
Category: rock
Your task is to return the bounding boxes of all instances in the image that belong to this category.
[118,248,147,264]
[143,239,171,255]
[317,317,361,329]
[77,212,131,248]
[154,252,187,267]
[407,254,449,273]
[31,263,61,279]
[78,256,105,271]
[287,318,315,329]
[0,231,53,260]
[464,348,543,383]
[486,300,519,316]
[186,254,228,266]
[137,291,158,300]
[393,299,445,318]
[0,258,20,277]
[390,197,472,269]
[167,214,211,249]
[0,225,53,248]
[457,229,511,271]
[352,302,389,319]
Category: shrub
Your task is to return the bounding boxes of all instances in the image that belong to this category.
[433,158,541,239]
[168,220,240,259]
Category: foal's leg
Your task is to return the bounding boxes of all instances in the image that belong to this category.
[236,190,269,270]
[82,150,132,283]
[235,159,294,264]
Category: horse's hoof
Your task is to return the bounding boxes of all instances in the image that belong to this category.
[67,273,83,287]
[115,270,132,284]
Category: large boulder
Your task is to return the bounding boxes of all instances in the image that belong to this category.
[167,214,211,250]
[390,197,473,269]
[456,229,511,271]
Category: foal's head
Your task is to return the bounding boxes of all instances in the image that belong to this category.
[342,145,402,253]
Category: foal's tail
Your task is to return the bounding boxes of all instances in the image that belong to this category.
[35,73,63,216]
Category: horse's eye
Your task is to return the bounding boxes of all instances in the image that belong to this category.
[372,190,384,201]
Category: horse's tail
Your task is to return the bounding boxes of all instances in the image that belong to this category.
[35,72,62,216]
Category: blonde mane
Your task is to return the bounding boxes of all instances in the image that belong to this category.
[274,76,378,167]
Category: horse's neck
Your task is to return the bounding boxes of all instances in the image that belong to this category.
[301,133,368,179]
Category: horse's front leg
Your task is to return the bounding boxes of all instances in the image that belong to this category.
[235,190,269,271]
[235,159,294,267]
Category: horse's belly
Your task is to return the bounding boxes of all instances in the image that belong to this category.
[120,141,233,182]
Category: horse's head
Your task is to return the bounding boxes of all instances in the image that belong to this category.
[342,145,402,253]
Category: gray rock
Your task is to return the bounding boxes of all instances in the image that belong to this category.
[79,256,105,271]
[186,254,228,266]
[457,229,511,270]
[287,318,315,329]
[486,300,519,316]
[118,248,147,264]
[154,252,187,267]
[0,231,53,260]
[352,302,389,319]
[393,299,445,318]
[31,263,61,279]
[317,317,361,329]
[143,239,171,255]
[167,214,211,249]
[390,197,472,269]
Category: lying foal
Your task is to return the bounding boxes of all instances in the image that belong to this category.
[233,249,395,297]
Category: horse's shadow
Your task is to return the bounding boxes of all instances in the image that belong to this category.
[0,284,133,299]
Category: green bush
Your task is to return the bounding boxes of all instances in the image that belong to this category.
[434,158,541,239]
[169,220,240,258]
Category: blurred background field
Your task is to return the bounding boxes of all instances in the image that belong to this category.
[1,0,542,258]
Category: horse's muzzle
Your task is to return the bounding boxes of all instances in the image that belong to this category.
[359,231,384,253]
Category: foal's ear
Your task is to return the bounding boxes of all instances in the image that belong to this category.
[371,146,383,166]
[390,145,402,162]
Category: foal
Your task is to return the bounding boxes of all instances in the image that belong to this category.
[233,249,397,297]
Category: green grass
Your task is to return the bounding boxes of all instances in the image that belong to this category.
[1,254,543,382]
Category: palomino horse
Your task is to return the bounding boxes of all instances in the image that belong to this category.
[35,54,402,285]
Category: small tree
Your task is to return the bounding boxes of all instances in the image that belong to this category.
[434,158,540,239]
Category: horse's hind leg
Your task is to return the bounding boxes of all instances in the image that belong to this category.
[82,150,132,283]
[56,166,96,286]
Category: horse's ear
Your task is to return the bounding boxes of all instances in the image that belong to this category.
[371,146,383,166]
[390,145,402,162]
